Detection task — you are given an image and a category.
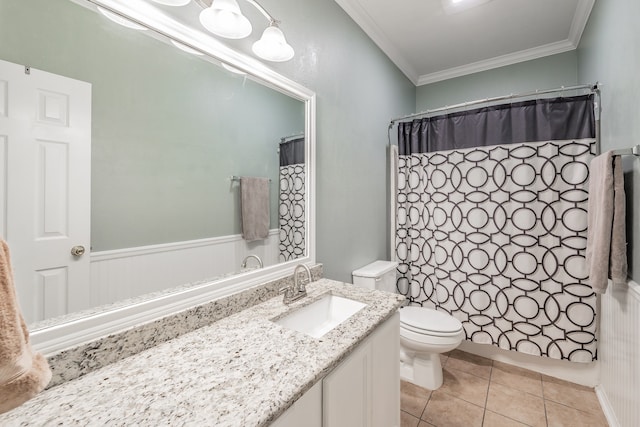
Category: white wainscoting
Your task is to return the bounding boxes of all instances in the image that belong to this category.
[89,230,279,308]
[596,279,640,427]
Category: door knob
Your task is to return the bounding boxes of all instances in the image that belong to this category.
[71,245,86,257]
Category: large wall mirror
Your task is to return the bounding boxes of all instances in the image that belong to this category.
[0,0,315,353]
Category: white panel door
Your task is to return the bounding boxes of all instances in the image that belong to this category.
[0,59,91,323]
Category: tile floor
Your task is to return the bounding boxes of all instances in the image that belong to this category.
[400,350,608,427]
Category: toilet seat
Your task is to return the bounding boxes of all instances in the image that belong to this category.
[400,307,463,337]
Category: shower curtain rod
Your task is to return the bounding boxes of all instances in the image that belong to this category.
[389,82,600,127]
[280,132,305,143]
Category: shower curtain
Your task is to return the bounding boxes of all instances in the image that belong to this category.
[279,137,305,262]
[395,95,598,362]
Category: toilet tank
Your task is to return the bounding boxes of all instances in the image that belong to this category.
[352,260,399,294]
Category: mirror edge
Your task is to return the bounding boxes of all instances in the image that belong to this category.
[31,0,317,355]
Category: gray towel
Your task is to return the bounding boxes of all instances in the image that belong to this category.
[240,177,270,242]
[585,151,627,293]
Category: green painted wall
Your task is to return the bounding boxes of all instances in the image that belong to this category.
[415,51,579,111]
[1,0,418,281]
[0,0,304,251]
[257,0,416,282]
[578,0,640,282]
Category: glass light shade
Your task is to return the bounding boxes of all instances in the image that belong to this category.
[170,40,204,55]
[252,26,294,62]
[199,0,252,39]
[221,62,247,75]
[97,7,147,31]
[149,0,191,5]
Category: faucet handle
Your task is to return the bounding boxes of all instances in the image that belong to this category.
[279,286,294,303]
[279,286,291,295]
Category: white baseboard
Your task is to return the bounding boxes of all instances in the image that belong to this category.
[595,384,620,427]
[457,341,599,387]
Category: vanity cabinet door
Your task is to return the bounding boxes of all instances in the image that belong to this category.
[323,312,400,427]
[270,381,322,427]
[371,313,400,427]
[323,340,371,427]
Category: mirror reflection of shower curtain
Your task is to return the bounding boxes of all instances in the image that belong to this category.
[395,95,598,362]
[279,137,305,262]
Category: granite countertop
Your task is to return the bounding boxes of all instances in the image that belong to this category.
[1,278,404,426]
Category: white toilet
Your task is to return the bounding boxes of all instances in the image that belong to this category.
[352,260,465,390]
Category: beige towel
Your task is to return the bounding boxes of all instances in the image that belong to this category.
[240,177,270,242]
[585,152,628,293]
[0,240,51,414]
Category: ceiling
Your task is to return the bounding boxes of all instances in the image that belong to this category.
[334,0,595,86]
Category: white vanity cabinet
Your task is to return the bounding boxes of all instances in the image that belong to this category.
[270,312,400,427]
[270,381,322,427]
[323,312,400,427]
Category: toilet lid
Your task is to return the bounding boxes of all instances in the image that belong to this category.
[400,307,463,334]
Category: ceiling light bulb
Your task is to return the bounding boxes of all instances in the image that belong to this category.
[97,7,147,31]
[199,0,252,39]
[149,0,191,5]
[252,25,294,62]
[442,0,493,14]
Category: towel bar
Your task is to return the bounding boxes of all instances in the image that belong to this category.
[612,144,640,156]
[230,176,272,182]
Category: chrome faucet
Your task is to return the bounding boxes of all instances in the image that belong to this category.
[241,254,263,269]
[280,264,312,304]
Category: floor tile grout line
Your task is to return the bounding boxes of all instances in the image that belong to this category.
[480,360,494,427]
[421,388,485,418]
[442,361,493,382]
[542,395,550,427]
[418,386,432,421]
[403,350,607,427]
[543,397,609,419]
[400,409,420,426]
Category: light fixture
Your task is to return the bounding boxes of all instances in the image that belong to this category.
[149,0,191,5]
[97,6,148,31]
[199,0,252,39]
[221,62,247,75]
[441,0,493,14]
[171,40,204,55]
[197,0,294,62]
[252,24,294,62]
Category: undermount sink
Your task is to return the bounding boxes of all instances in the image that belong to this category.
[274,294,367,338]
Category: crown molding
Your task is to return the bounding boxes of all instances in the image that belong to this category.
[335,0,595,88]
[568,0,595,46]
[334,0,419,85]
[416,0,595,86]
[416,39,577,86]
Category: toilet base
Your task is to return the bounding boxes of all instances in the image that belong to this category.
[400,352,444,390]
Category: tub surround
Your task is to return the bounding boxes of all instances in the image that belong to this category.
[44,265,323,388]
[2,278,404,425]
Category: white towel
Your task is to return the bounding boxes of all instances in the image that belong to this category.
[585,151,627,293]
[240,177,270,242]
